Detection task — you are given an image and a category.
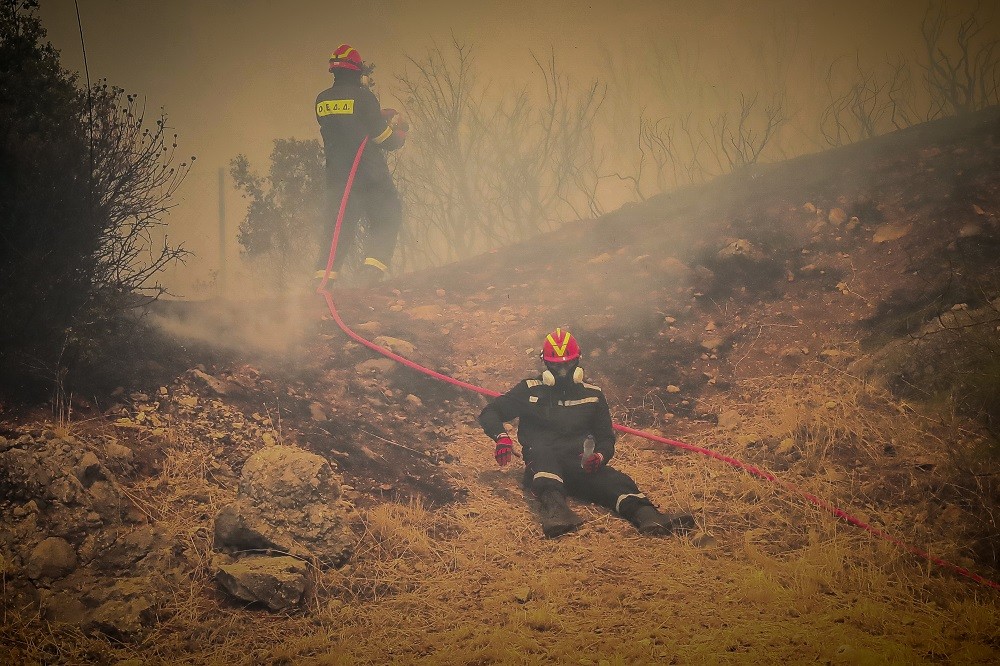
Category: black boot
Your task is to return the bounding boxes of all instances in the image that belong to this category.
[538,490,582,538]
[631,505,696,536]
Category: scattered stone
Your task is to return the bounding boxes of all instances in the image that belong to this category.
[405,304,442,321]
[588,252,613,265]
[802,202,817,213]
[41,590,87,625]
[355,358,397,376]
[514,587,533,603]
[74,451,104,486]
[309,402,329,422]
[88,594,156,639]
[700,337,724,351]
[958,223,981,238]
[104,442,134,467]
[717,238,765,261]
[27,537,77,581]
[873,221,912,243]
[216,556,308,612]
[846,216,861,232]
[373,335,416,357]
[776,438,795,455]
[191,369,234,396]
[828,208,847,225]
[716,410,742,429]
[666,385,681,394]
[354,320,382,335]
[406,394,424,408]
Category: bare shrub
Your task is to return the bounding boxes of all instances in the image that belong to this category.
[919,0,1000,117]
[1,3,190,394]
[391,40,605,270]
[703,93,787,173]
[820,56,919,147]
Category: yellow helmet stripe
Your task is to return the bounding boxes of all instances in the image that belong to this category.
[547,328,570,357]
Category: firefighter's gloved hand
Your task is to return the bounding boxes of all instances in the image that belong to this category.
[582,452,604,473]
[494,435,514,466]
[381,108,409,132]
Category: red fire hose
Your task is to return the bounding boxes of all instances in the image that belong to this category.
[315,139,1000,592]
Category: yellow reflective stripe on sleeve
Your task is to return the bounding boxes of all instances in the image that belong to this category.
[582,383,602,391]
[528,396,538,403]
[363,257,387,272]
[317,99,355,116]
[373,124,394,144]
[559,397,599,406]
[525,379,542,388]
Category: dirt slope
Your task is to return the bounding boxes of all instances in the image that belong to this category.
[3,108,1000,664]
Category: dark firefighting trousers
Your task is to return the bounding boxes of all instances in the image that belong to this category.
[523,443,654,516]
[319,158,402,273]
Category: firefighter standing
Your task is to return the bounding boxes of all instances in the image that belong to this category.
[315,44,408,287]
[479,328,696,538]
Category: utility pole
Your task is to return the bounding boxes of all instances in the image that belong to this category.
[218,167,227,298]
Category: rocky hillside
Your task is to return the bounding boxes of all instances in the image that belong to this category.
[2,108,999,664]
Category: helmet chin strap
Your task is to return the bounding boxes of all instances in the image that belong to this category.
[542,366,584,386]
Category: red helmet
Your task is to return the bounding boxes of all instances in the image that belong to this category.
[329,44,364,72]
[541,328,581,363]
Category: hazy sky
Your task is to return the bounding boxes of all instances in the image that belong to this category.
[37,0,995,294]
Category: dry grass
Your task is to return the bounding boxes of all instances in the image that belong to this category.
[3,362,1000,665]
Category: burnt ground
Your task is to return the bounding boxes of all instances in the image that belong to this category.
[59,105,1000,534]
[3,107,1000,663]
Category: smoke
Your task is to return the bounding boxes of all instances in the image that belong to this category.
[148,284,323,358]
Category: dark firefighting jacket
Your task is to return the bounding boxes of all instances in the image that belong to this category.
[314,78,404,182]
[478,377,617,463]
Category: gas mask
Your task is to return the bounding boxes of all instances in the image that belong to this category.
[542,359,584,387]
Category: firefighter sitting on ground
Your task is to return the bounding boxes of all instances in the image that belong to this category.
[479,328,696,538]
[314,43,408,288]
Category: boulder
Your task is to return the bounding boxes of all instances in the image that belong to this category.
[239,445,340,509]
[215,446,353,569]
[216,556,308,611]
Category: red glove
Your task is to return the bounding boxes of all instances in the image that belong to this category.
[582,452,604,473]
[494,435,514,466]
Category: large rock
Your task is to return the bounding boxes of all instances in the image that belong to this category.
[216,556,308,611]
[215,446,353,568]
[26,537,77,581]
[239,445,340,509]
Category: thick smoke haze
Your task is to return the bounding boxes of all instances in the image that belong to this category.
[38,0,995,296]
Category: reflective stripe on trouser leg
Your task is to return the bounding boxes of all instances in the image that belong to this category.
[531,471,565,495]
[615,493,646,513]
